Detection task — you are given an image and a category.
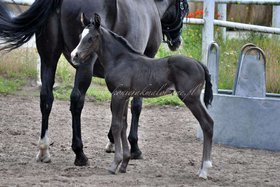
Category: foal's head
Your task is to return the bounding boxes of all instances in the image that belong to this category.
[71,13,101,66]
[161,0,189,51]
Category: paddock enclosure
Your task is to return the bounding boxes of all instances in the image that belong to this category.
[0,94,280,186]
[1,0,280,186]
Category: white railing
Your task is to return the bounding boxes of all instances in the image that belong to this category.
[186,0,280,64]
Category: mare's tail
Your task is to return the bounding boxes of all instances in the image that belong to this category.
[200,63,213,108]
[0,0,61,50]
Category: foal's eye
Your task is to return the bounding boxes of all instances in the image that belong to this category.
[88,36,93,43]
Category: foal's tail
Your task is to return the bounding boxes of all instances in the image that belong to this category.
[200,63,213,108]
[0,0,61,51]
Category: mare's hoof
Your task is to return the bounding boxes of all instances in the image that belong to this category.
[74,154,89,166]
[130,150,143,159]
[36,150,51,163]
[105,142,115,153]
[36,155,51,163]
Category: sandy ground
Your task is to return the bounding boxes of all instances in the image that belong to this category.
[0,94,280,186]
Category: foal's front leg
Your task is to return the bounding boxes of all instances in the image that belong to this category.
[108,96,129,174]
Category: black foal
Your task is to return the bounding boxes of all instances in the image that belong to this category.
[71,14,214,179]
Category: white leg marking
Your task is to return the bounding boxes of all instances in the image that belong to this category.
[105,140,115,153]
[197,160,212,179]
[36,130,51,163]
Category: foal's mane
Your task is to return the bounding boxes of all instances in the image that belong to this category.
[104,28,144,56]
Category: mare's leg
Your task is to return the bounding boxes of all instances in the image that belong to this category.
[70,56,96,166]
[128,97,143,159]
[36,14,62,163]
[108,96,128,174]
[180,95,213,179]
[36,57,59,163]
[119,100,131,173]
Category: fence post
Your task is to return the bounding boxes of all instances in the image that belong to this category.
[202,0,215,64]
[218,3,227,41]
[272,5,280,40]
[273,6,280,28]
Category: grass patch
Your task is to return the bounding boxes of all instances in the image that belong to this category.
[144,94,183,106]
[53,85,72,100]
[0,77,24,94]
[87,86,111,102]
[0,48,37,79]
[0,48,37,94]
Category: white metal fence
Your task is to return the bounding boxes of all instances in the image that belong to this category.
[186,0,280,64]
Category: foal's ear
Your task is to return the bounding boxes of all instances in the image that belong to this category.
[94,13,101,29]
[81,12,91,27]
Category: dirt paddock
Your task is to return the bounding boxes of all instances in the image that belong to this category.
[0,95,279,186]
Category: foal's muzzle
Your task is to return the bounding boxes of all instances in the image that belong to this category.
[71,51,81,66]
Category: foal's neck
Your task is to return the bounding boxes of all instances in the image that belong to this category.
[97,28,139,68]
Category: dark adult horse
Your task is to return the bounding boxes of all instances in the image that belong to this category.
[0,0,189,166]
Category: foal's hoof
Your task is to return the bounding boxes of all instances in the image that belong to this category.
[74,153,89,166]
[197,160,212,179]
[108,168,117,175]
[119,167,127,173]
[130,150,143,159]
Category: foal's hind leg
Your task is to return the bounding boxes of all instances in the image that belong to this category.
[128,97,143,159]
[181,96,213,179]
[119,101,131,173]
[108,96,129,174]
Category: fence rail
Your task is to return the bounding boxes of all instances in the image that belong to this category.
[187,0,280,64]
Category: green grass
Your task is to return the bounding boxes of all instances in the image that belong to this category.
[144,94,183,106]
[0,25,280,105]
[0,48,37,79]
[0,48,37,94]
[0,77,25,94]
